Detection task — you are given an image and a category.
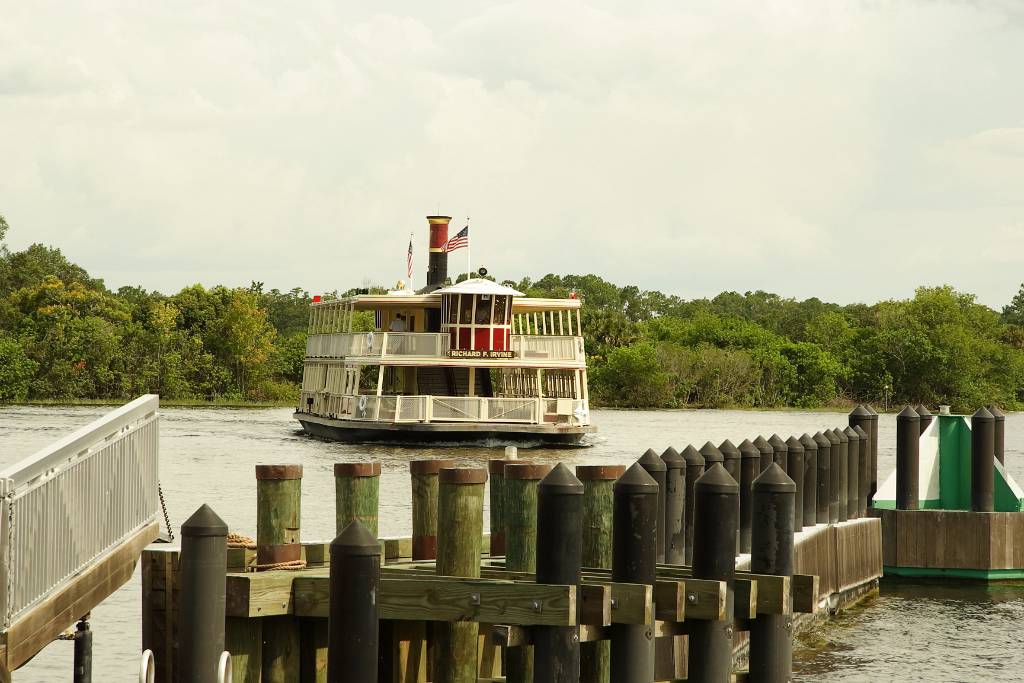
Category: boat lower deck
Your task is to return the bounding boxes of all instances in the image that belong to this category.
[295,412,595,447]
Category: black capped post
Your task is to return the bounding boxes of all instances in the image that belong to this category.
[748,464,796,682]
[535,464,584,682]
[896,406,921,510]
[179,504,228,683]
[849,406,873,503]
[73,619,92,683]
[767,434,788,472]
[328,521,381,683]
[719,439,742,488]
[853,425,870,518]
[989,405,1006,465]
[916,405,933,436]
[865,405,880,502]
[812,432,831,525]
[699,441,724,467]
[798,434,817,529]
[843,426,861,519]
[784,436,804,533]
[738,439,760,554]
[834,427,849,522]
[661,447,686,564]
[971,407,995,512]
[612,463,659,682]
[638,449,668,564]
[824,430,841,523]
[753,435,774,472]
[682,445,705,565]
[688,464,739,683]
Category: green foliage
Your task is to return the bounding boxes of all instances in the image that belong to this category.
[1,211,1023,411]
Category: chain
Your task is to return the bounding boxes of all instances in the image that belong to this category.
[5,492,15,630]
[157,482,174,542]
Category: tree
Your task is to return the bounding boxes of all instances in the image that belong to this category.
[219,289,277,397]
[0,335,36,401]
[0,214,8,245]
[592,343,672,407]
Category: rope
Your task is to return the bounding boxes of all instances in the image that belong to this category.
[157,482,174,542]
[227,532,306,571]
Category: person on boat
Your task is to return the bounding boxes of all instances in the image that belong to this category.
[389,314,407,332]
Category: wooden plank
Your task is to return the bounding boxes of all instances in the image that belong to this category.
[679,578,727,622]
[5,521,159,672]
[580,583,611,626]
[792,574,819,614]
[732,578,758,620]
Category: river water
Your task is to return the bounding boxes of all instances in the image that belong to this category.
[2,405,1023,681]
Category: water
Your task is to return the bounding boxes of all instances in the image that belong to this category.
[2,405,1023,681]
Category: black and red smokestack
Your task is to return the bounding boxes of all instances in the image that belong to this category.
[426,215,451,289]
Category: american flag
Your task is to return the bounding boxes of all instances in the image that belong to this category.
[443,225,469,253]
[407,235,414,279]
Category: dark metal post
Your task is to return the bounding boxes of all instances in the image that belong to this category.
[73,618,92,683]
[535,464,584,682]
[812,432,830,525]
[848,405,873,504]
[748,464,796,682]
[853,425,870,517]
[719,439,742,554]
[824,430,841,523]
[328,521,380,683]
[916,405,933,436]
[699,441,724,467]
[866,405,880,502]
[682,445,705,565]
[896,406,921,510]
[179,504,228,683]
[784,437,804,533]
[611,463,658,682]
[688,464,738,683]
[719,439,742,487]
[638,449,667,564]
[971,407,995,512]
[661,447,686,564]
[738,439,760,554]
[843,426,861,519]
[798,434,817,529]
[835,427,849,522]
[989,405,1005,465]
[753,435,774,472]
[767,434,788,472]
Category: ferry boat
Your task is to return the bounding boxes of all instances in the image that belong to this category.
[294,215,596,446]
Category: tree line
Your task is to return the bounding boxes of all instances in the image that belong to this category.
[1,215,1023,411]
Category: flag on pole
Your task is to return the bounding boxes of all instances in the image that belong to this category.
[443,225,469,253]
[407,234,414,279]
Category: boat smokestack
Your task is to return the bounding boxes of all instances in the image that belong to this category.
[426,215,451,289]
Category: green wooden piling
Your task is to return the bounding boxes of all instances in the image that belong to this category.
[334,462,380,537]
[255,464,303,683]
[434,467,487,683]
[410,459,455,560]
[577,464,624,683]
[489,459,516,556]
[504,463,553,683]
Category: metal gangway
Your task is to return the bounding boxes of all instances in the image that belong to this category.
[0,395,161,680]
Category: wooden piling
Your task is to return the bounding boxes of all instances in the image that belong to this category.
[434,467,487,683]
[334,462,380,537]
[488,459,515,557]
[410,459,454,561]
[577,464,623,683]
[504,463,552,683]
[255,464,303,683]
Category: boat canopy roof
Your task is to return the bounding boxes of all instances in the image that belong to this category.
[434,278,523,297]
[315,292,581,312]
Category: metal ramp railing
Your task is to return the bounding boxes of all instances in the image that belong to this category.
[0,395,161,674]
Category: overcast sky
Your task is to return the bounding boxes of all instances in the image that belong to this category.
[1,1,1022,307]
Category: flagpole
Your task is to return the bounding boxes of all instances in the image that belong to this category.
[466,217,471,279]
[409,231,414,289]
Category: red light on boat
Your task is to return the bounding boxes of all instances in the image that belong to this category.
[313,295,322,303]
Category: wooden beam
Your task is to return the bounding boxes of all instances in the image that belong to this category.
[4,521,158,672]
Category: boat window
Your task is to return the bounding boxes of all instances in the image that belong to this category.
[459,294,473,325]
[476,295,491,324]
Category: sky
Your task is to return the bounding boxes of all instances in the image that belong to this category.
[1,1,1022,308]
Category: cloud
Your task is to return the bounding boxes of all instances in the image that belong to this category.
[0,0,1021,307]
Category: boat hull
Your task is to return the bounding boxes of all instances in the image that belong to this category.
[295,412,594,447]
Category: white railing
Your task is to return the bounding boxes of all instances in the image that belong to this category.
[0,395,160,630]
[297,394,591,426]
[305,332,584,363]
